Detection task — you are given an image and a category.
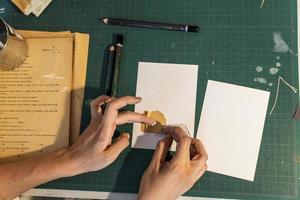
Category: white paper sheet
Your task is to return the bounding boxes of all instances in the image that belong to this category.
[132,62,198,150]
[196,80,270,181]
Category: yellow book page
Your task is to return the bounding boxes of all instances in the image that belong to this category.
[18,30,72,38]
[70,33,89,144]
[18,30,90,144]
[0,37,73,162]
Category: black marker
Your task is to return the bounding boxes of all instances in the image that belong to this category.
[101,17,200,33]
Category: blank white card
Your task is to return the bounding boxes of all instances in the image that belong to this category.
[196,80,270,181]
[132,62,198,150]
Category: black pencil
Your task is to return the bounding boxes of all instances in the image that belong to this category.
[104,45,116,96]
[111,35,124,97]
[101,17,200,33]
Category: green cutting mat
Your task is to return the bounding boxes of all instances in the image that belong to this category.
[1,0,300,199]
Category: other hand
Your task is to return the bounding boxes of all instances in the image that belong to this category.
[65,95,156,176]
[138,126,208,200]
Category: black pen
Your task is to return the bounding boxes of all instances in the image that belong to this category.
[101,17,200,33]
[111,35,124,97]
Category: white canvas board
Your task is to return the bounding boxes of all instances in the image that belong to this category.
[132,62,198,150]
[196,80,270,181]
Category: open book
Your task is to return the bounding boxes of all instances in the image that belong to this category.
[0,30,89,162]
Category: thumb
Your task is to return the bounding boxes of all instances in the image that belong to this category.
[105,133,130,162]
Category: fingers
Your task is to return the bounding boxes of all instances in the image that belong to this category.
[90,95,112,118]
[116,111,156,125]
[105,96,142,113]
[190,138,208,174]
[149,136,173,170]
[162,126,189,142]
[101,96,142,130]
[104,133,130,163]
[162,126,191,165]
[191,139,208,162]
[99,96,143,144]
[173,135,191,165]
[158,136,173,164]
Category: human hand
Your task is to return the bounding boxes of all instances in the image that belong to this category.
[65,95,156,176]
[138,126,208,200]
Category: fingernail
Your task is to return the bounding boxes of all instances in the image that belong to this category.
[151,121,157,126]
[122,133,130,139]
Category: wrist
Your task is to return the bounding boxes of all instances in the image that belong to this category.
[39,148,79,178]
[55,147,84,177]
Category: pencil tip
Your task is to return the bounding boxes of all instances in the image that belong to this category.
[116,34,124,45]
[101,18,108,24]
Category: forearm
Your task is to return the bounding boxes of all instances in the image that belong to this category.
[0,148,74,200]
